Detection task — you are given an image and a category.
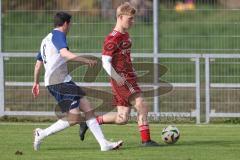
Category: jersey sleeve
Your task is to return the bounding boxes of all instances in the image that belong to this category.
[52,31,68,52]
[102,36,118,57]
[35,52,43,61]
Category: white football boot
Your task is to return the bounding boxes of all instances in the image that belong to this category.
[100,140,123,151]
[33,128,45,151]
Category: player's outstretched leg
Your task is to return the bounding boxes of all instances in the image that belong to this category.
[80,98,123,151]
[33,106,82,151]
[79,111,127,141]
[132,94,160,147]
[79,115,105,141]
[33,118,71,151]
[85,117,123,151]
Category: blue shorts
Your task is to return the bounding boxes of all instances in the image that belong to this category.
[47,81,86,113]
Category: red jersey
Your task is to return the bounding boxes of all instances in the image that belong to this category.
[102,30,141,106]
[102,30,136,81]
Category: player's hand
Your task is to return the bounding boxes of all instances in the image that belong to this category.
[32,82,40,98]
[115,76,126,86]
[86,59,97,67]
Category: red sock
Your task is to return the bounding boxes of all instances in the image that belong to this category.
[96,115,104,125]
[139,125,151,142]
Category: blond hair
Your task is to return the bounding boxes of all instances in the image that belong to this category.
[116,2,136,17]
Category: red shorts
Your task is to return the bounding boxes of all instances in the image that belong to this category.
[111,79,142,107]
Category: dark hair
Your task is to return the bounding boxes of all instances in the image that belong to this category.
[54,12,72,27]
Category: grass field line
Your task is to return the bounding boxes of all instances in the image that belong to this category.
[0,122,239,127]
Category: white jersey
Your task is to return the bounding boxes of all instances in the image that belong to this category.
[37,29,71,86]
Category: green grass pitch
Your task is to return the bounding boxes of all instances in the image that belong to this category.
[0,123,240,160]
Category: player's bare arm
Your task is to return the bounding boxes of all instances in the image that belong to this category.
[60,48,97,67]
[32,60,43,98]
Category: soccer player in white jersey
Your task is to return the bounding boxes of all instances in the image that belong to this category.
[32,12,123,151]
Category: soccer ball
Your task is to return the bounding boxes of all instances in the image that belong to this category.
[161,125,180,144]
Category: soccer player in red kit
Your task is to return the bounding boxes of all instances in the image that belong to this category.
[80,2,159,146]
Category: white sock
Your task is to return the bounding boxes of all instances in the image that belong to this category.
[41,119,70,138]
[86,118,106,147]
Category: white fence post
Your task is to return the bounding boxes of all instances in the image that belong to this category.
[195,57,201,124]
[205,56,210,123]
[0,0,4,117]
[0,54,4,117]
[153,0,159,120]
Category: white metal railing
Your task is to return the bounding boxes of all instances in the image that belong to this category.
[203,54,240,123]
[0,0,3,117]
[3,52,240,123]
[0,52,201,123]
